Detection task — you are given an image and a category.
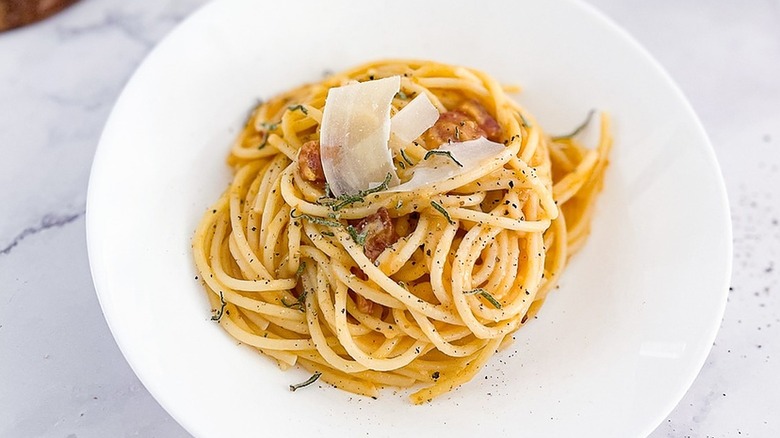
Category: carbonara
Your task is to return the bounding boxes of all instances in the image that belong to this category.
[192,59,611,403]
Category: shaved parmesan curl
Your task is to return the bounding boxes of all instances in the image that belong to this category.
[319,76,400,196]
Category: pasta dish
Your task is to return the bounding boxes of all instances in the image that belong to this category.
[192,59,611,403]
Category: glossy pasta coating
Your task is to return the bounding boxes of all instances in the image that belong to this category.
[192,59,612,403]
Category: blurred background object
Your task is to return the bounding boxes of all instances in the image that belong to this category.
[0,0,78,32]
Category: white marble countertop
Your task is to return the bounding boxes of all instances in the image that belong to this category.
[0,0,777,436]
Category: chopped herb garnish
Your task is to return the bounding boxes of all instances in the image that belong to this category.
[423,150,463,167]
[397,160,406,170]
[345,225,368,246]
[287,104,309,115]
[259,121,279,131]
[464,288,503,309]
[360,172,394,195]
[319,172,393,211]
[430,200,455,225]
[324,195,361,212]
[396,90,408,100]
[289,372,322,391]
[295,261,306,279]
[395,199,403,210]
[258,133,269,149]
[552,109,595,141]
[399,148,414,166]
[281,296,305,311]
[282,287,308,311]
[320,231,335,237]
[518,112,532,128]
[256,122,279,149]
[290,209,342,227]
[211,291,226,321]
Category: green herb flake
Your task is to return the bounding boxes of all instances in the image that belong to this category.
[464,288,503,309]
[282,286,307,312]
[518,112,532,129]
[257,122,278,150]
[290,209,341,227]
[320,231,335,237]
[430,200,455,225]
[319,172,393,211]
[295,261,306,279]
[423,150,463,167]
[289,371,322,392]
[396,90,408,100]
[281,297,304,311]
[258,133,270,149]
[259,121,279,131]
[400,148,414,166]
[287,104,309,115]
[211,291,226,321]
[346,225,368,246]
[552,109,595,141]
[325,194,361,211]
[364,172,393,194]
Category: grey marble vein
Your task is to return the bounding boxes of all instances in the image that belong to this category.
[0,209,85,256]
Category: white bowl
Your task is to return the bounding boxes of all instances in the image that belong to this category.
[87,0,731,436]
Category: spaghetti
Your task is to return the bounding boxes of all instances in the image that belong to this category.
[192,59,611,403]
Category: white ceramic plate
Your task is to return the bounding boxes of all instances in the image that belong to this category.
[86,0,731,436]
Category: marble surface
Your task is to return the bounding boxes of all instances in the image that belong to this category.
[0,0,777,436]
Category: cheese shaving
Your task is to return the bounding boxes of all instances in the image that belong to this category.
[319,77,504,197]
[319,76,401,196]
[389,93,440,151]
[390,138,507,192]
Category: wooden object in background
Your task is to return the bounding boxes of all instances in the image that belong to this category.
[0,0,79,32]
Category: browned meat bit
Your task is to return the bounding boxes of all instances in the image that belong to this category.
[354,293,374,314]
[356,207,398,262]
[345,210,397,316]
[422,100,503,148]
[457,99,502,141]
[297,140,325,183]
[422,111,486,147]
[292,281,305,299]
[347,290,374,315]
[348,267,374,314]
[350,266,369,281]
